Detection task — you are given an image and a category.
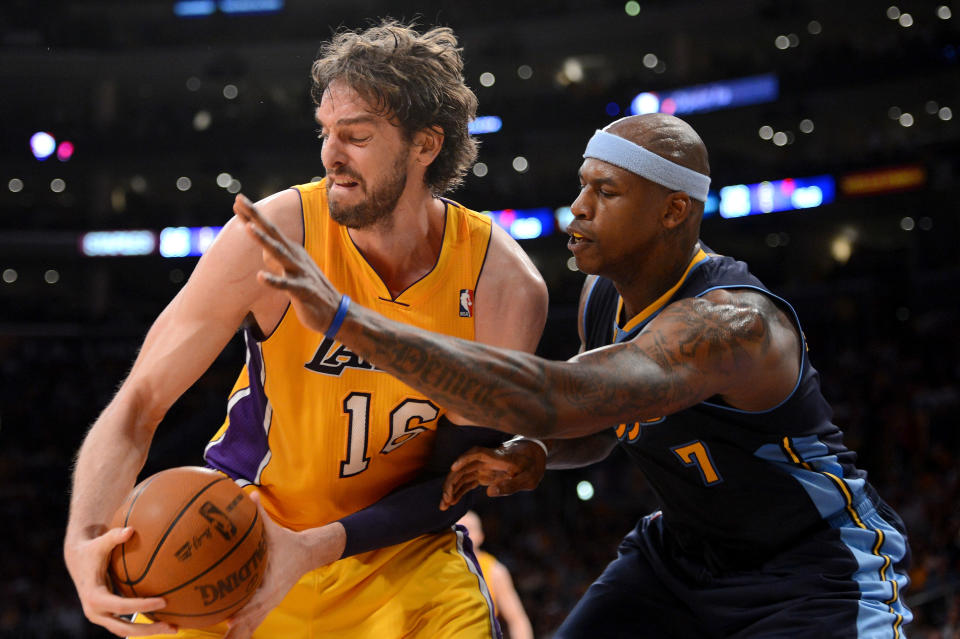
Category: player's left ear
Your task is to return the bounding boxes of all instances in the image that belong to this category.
[412,126,444,167]
[662,191,693,229]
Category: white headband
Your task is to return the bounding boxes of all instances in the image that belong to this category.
[583,129,711,201]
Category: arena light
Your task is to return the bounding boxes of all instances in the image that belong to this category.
[554,206,574,231]
[219,0,283,14]
[718,175,834,218]
[510,217,543,240]
[81,231,157,257]
[703,192,720,217]
[160,226,223,257]
[160,227,192,257]
[631,92,661,115]
[174,0,282,17]
[839,165,926,196]
[30,132,56,160]
[629,73,778,117]
[173,0,215,16]
[563,59,584,83]
[468,116,502,135]
[487,208,555,240]
[576,480,595,501]
[56,141,75,161]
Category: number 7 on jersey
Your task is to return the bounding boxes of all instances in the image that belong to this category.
[671,440,723,486]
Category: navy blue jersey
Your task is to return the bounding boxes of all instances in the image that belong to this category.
[581,244,879,572]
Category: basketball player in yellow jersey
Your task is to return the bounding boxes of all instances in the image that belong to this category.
[63,21,547,639]
[457,511,535,639]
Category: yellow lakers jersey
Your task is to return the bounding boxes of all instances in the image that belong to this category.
[205,179,493,530]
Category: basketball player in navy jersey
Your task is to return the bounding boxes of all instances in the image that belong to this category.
[235,112,913,637]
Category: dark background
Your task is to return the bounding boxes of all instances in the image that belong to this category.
[1,0,958,636]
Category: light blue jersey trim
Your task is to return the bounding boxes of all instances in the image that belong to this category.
[755,435,866,519]
[761,435,912,637]
[839,511,912,637]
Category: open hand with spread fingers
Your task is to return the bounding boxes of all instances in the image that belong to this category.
[233,193,343,335]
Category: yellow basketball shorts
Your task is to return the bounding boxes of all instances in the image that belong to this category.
[132,526,498,638]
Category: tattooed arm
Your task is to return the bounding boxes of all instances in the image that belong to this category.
[339,290,800,438]
[234,194,802,440]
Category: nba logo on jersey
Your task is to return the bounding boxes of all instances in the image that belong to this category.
[459,289,474,317]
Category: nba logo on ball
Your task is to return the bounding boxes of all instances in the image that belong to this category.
[108,466,268,629]
[459,289,474,317]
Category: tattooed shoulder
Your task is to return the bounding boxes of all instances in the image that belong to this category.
[639,289,785,371]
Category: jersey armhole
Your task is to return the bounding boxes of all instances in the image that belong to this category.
[249,187,305,342]
[579,276,601,344]
[696,284,807,414]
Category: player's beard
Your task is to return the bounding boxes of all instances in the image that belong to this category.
[327,151,408,229]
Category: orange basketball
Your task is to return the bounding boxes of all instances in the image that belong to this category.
[108,466,268,629]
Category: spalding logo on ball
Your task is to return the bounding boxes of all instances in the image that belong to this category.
[108,466,268,629]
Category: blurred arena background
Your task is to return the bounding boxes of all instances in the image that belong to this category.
[1,0,958,636]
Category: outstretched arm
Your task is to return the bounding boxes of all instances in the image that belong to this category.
[235,194,801,441]
[339,291,800,438]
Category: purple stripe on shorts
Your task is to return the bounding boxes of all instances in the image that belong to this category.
[455,524,502,639]
[204,329,271,484]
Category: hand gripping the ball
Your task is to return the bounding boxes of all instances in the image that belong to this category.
[223,492,347,639]
[64,526,177,637]
[233,194,344,336]
[221,492,300,639]
[107,467,267,630]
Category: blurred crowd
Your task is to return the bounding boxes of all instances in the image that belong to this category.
[1,273,958,638]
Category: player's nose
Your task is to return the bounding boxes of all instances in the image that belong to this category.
[570,187,594,220]
[320,135,346,171]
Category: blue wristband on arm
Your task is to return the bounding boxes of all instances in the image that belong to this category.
[326,295,350,340]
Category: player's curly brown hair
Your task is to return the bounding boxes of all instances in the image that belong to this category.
[310,20,479,195]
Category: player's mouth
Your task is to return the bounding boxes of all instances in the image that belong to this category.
[567,229,591,251]
[328,172,363,193]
